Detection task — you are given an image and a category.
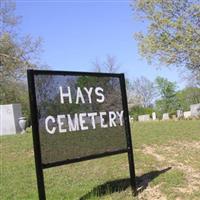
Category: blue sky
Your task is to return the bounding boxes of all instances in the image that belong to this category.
[16,0,184,88]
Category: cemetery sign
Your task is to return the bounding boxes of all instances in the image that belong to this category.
[27,69,136,199]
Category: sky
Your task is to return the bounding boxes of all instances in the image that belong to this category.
[15,0,185,88]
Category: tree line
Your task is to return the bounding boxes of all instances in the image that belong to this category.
[0,0,45,121]
[1,0,199,122]
[128,76,200,120]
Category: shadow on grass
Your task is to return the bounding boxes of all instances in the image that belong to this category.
[79,167,171,200]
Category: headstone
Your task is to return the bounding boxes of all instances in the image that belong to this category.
[177,110,184,119]
[190,103,200,117]
[152,112,156,120]
[162,113,169,120]
[183,111,191,119]
[129,115,134,122]
[0,104,22,135]
[138,114,150,122]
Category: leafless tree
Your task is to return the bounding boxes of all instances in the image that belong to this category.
[130,76,156,107]
[92,55,119,73]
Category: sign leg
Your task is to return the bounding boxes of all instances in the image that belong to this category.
[35,164,46,200]
[127,149,137,196]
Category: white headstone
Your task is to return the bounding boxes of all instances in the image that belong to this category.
[177,110,184,118]
[162,113,169,120]
[0,104,22,136]
[190,103,200,117]
[183,111,191,119]
[138,114,150,122]
[152,112,156,120]
[129,116,134,122]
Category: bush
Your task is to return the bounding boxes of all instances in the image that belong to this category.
[129,105,154,120]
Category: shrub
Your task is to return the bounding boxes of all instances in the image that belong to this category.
[129,105,154,120]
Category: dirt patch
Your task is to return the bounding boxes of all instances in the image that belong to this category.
[26,149,34,157]
[142,144,200,195]
[138,184,167,200]
[176,141,200,149]
[142,146,165,162]
[160,141,200,154]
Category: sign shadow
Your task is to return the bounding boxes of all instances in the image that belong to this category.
[79,167,171,200]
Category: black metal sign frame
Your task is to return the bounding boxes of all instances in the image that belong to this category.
[27,69,136,199]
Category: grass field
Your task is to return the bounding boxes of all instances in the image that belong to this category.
[1,120,200,200]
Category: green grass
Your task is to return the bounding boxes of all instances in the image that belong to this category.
[1,120,200,199]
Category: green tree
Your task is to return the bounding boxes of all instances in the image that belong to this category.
[132,0,200,79]
[176,87,200,110]
[0,0,44,117]
[129,105,154,120]
[155,76,178,115]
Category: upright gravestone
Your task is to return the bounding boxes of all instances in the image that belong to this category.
[152,112,156,120]
[162,113,169,120]
[129,115,134,122]
[177,110,183,119]
[183,111,191,119]
[0,104,22,135]
[138,114,150,122]
[190,103,200,117]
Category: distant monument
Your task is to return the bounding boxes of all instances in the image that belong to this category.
[0,104,22,135]
[138,114,150,122]
[152,112,156,120]
[177,110,184,119]
[190,103,200,117]
[183,111,191,119]
[162,113,169,120]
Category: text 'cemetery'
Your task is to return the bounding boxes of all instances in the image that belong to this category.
[45,86,124,134]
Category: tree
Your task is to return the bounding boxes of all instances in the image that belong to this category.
[155,76,178,115]
[0,0,44,117]
[126,78,141,106]
[130,76,156,107]
[129,105,154,120]
[0,0,43,81]
[184,70,200,88]
[132,0,200,78]
[176,87,200,110]
[92,55,119,73]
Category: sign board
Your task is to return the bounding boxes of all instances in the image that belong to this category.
[27,70,136,199]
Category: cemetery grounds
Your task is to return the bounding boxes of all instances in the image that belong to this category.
[1,120,200,200]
